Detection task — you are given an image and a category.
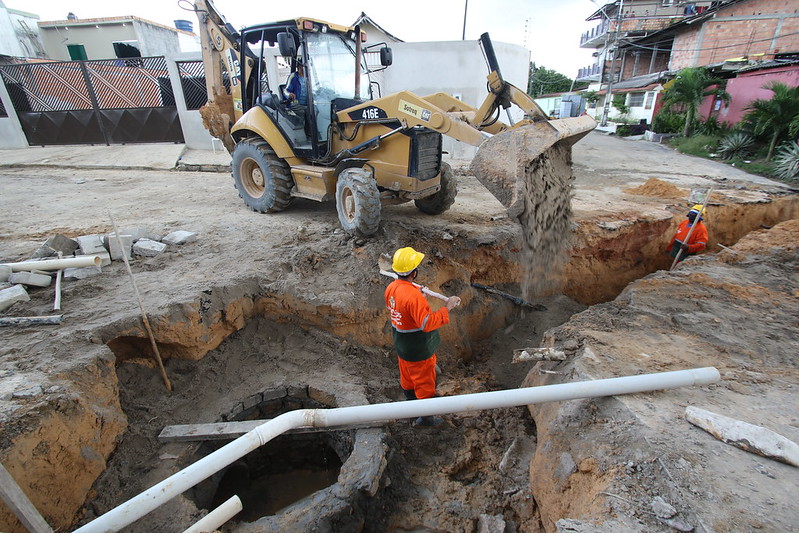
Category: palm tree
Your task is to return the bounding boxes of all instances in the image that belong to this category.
[660,67,729,137]
[742,82,799,160]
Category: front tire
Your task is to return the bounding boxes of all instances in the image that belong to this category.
[335,168,381,236]
[414,162,457,215]
[231,139,293,213]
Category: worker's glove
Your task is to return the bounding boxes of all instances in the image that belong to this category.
[680,244,689,254]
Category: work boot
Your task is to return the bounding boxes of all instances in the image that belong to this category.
[413,416,444,427]
[402,389,417,400]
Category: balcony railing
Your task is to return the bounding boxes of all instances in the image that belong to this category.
[580,19,610,47]
[577,63,602,81]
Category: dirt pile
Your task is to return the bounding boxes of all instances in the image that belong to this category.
[624,177,687,198]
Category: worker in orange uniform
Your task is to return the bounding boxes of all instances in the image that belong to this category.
[668,204,708,262]
[385,247,461,426]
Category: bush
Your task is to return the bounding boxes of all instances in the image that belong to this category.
[652,111,685,134]
[668,135,719,158]
[699,116,732,136]
[718,132,755,160]
[773,141,799,180]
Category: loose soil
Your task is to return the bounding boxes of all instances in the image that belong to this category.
[1,132,798,532]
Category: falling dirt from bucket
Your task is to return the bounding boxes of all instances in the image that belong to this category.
[517,142,574,298]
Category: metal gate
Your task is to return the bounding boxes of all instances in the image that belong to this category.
[0,57,184,146]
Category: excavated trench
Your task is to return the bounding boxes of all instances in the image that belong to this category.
[3,189,797,532]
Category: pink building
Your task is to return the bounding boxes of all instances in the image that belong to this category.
[701,62,799,125]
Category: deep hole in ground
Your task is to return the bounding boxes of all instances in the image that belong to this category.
[75,192,799,532]
[2,162,798,532]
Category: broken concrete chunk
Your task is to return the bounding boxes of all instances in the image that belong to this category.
[662,517,694,532]
[685,406,799,467]
[0,284,30,312]
[105,233,134,261]
[12,385,43,399]
[44,234,79,255]
[76,234,107,255]
[8,271,52,288]
[133,239,167,257]
[162,230,197,245]
[63,266,103,280]
[121,227,159,242]
[31,244,57,259]
[651,496,677,519]
[0,265,11,282]
[477,514,506,533]
[512,347,567,363]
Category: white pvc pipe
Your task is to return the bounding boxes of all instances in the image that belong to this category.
[75,367,719,533]
[182,495,242,533]
[3,256,101,272]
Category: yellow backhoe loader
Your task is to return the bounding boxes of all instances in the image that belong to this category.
[193,0,595,235]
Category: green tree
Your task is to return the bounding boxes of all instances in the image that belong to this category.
[527,64,574,97]
[612,93,630,117]
[742,82,799,160]
[660,67,729,137]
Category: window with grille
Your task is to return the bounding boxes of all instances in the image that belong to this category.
[628,92,645,107]
[0,97,6,117]
[644,92,655,109]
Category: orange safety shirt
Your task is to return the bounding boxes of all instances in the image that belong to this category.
[385,279,450,362]
[385,279,449,333]
[670,219,708,254]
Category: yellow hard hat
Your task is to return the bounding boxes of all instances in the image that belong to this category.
[689,204,706,218]
[392,247,425,275]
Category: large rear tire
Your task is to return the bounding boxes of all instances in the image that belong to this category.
[414,162,457,215]
[231,139,293,213]
[335,168,381,236]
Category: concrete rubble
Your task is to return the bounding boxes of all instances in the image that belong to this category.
[0,226,198,316]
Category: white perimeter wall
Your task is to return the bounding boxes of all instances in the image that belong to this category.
[381,39,530,160]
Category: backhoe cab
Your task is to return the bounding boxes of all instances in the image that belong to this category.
[194,0,595,235]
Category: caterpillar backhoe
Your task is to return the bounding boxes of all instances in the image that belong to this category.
[193,0,595,235]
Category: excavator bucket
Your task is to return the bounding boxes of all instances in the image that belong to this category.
[470,115,596,219]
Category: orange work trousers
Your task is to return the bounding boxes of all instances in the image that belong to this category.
[398,354,437,399]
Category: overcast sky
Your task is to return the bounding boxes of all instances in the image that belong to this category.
[15,0,599,78]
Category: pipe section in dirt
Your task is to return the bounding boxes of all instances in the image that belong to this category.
[75,367,719,533]
[2,255,102,272]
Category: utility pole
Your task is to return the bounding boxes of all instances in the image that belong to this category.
[600,0,623,127]
[462,0,468,40]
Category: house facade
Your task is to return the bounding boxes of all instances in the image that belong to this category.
[0,2,45,60]
[38,15,198,62]
[578,0,799,128]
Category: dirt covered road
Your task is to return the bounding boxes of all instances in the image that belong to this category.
[0,132,798,532]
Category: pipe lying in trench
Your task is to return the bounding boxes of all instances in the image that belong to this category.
[74,367,720,533]
[2,255,101,272]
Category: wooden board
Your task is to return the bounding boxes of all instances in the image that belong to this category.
[158,419,386,442]
[0,462,52,533]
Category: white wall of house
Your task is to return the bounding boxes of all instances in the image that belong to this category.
[591,87,662,125]
[0,77,28,148]
[0,4,43,59]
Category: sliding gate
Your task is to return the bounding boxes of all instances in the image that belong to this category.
[0,57,184,146]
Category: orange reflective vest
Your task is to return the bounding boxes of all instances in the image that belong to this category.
[385,279,449,362]
[669,219,708,254]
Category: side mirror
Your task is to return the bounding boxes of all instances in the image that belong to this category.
[277,32,297,58]
[380,47,393,67]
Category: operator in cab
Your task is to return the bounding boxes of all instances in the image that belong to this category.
[284,62,307,107]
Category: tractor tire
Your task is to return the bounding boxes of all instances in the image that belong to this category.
[414,162,457,215]
[231,139,293,213]
[335,168,381,236]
